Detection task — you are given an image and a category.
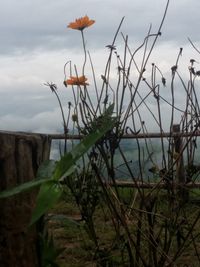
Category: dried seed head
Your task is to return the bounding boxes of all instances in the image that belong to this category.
[72,114,78,122]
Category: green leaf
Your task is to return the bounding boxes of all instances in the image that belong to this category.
[0,160,56,199]
[40,232,64,267]
[0,178,50,199]
[53,117,116,181]
[0,161,56,199]
[30,181,62,225]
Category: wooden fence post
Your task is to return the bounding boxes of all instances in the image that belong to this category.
[0,131,51,267]
[173,125,189,202]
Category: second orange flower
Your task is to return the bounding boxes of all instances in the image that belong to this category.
[64,76,89,86]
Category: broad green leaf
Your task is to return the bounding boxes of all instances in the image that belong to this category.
[0,178,50,199]
[30,181,62,225]
[59,165,77,182]
[40,233,64,267]
[0,161,56,199]
[53,117,116,181]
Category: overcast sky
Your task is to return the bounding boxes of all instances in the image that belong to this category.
[1,0,200,133]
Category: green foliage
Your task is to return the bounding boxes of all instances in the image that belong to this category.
[52,105,116,181]
[30,181,62,225]
[0,177,50,198]
[39,232,64,267]
[0,160,56,199]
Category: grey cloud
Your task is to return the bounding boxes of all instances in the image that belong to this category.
[0,107,63,133]
[0,89,56,117]
[1,0,200,55]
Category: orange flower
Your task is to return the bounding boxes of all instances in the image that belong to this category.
[64,76,89,86]
[67,15,95,31]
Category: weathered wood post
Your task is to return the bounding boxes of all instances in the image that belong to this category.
[173,125,189,202]
[0,131,51,267]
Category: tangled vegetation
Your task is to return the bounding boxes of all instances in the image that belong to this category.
[2,0,200,266]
